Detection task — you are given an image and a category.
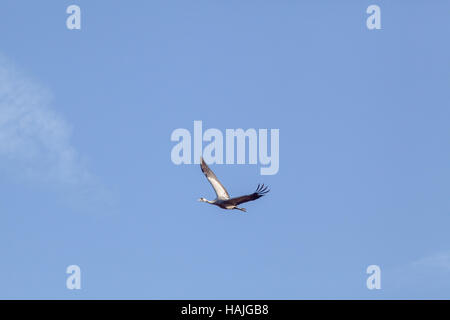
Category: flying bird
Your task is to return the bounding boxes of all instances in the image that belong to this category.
[198,157,269,212]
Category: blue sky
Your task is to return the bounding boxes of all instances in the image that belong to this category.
[1,1,449,299]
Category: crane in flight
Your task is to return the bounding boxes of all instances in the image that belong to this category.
[198,157,270,212]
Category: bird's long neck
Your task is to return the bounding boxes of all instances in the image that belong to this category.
[204,199,215,204]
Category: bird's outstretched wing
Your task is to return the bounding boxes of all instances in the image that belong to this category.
[227,184,270,206]
[200,157,230,200]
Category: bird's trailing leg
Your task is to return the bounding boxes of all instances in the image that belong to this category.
[235,207,247,212]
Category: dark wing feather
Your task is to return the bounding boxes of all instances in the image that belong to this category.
[226,184,270,206]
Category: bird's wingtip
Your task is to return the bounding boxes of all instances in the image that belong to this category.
[255,183,270,194]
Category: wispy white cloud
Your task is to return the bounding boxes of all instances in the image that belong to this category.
[0,54,91,186]
[382,251,450,298]
[0,53,114,212]
[412,251,450,272]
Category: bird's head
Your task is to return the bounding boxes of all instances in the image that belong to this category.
[198,197,207,202]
